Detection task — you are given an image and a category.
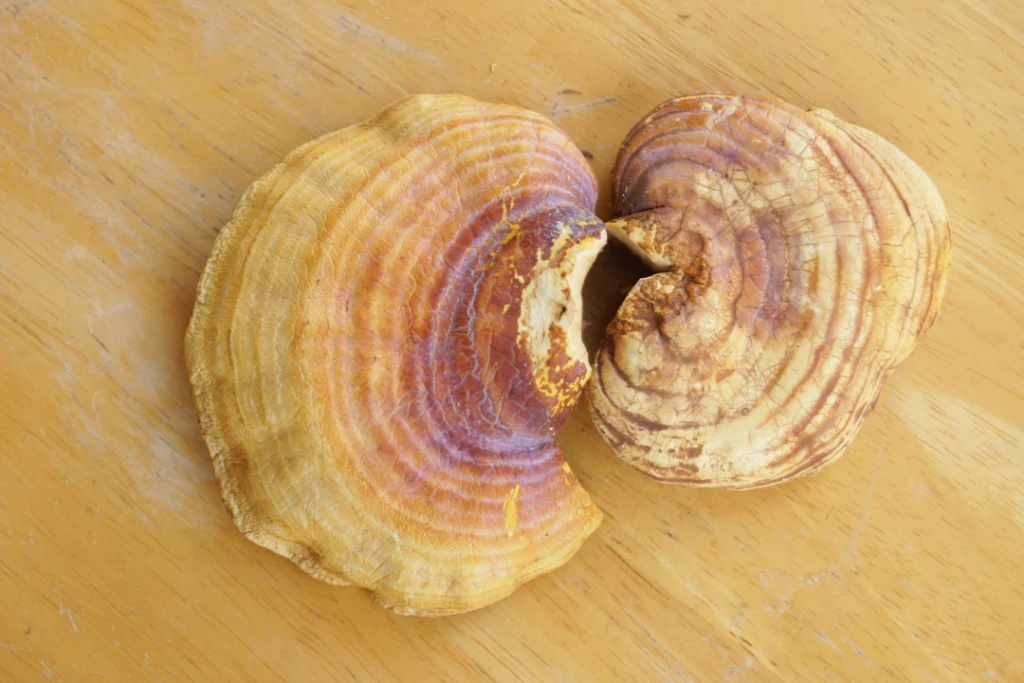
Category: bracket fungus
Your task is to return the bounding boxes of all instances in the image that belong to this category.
[588,94,951,489]
[185,95,605,615]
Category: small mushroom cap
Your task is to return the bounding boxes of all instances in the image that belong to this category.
[588,94,951,489]
[186,94,605,615]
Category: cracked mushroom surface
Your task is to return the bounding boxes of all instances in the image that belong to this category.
[185,94,605,615]
[588,94,951,489]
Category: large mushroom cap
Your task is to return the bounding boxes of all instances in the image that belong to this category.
[588,94,951,489]
[185,94,605,615]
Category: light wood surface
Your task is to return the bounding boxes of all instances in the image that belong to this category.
[2,0,1022,680]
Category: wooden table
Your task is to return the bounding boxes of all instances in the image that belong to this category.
[2,0,1022,680]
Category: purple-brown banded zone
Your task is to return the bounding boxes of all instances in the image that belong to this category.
[588,94,950,487]
[313,201,603,532]
[295,102,603,554]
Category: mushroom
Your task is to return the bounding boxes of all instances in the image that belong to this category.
[185,94,605,615]
[588,94,951,488]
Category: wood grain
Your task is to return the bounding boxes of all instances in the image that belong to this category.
[1,0,1022,680]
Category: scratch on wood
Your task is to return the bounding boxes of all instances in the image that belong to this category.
[55,583,79,633]
[550,96,618,119]
[605,541,671,601]
[843,436,886,561]
[2,0,41,16]
[336,15,440,66]
[211,146,253,175]
[90,332,109,353]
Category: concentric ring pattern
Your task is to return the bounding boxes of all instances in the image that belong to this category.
[588,94,951,489]
[186,94,605,615]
